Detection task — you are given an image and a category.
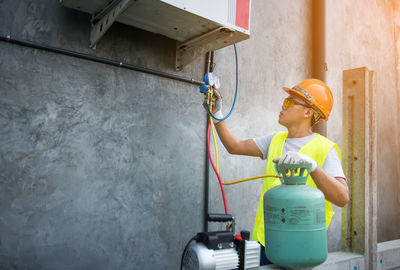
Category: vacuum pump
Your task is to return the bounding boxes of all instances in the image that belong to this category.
[181,214,260,270]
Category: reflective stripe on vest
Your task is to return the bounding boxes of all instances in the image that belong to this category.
[251,131,341,247]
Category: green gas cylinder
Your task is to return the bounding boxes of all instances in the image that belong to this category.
[264,163,327,269]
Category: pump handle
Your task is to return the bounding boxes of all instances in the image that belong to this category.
[207,213,233,222]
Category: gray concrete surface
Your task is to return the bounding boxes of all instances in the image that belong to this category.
[377,239,400,270]
[258,251,365,270]
[0,0,399,269]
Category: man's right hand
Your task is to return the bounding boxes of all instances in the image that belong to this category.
[203,89,224,124]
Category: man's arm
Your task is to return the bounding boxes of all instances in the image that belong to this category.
[278,151,350,207]
[214,121,263,157]
[310,167,349,207]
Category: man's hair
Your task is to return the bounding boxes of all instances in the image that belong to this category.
[311,112,321,126]
[296,94,321,126]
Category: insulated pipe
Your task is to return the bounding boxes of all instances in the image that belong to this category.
[203,50,216,232]
[311,0,327,136]
[0,34,204,86]
[203,51,212,232]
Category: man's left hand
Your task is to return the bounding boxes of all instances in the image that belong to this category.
[277,151,318,173]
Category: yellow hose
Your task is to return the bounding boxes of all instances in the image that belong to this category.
[209,104,219,173]
[222,174,281,185]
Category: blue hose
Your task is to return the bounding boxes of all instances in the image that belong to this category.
[207,44,238,121]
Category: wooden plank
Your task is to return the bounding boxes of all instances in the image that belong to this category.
[342,67,377,269]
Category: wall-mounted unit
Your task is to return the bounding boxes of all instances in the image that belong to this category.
[60,0,251,70]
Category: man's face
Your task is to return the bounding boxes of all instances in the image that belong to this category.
[278,95,312,127]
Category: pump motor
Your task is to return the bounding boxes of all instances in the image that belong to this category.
[181,214,260,270]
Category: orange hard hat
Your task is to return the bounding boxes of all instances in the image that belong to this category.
[282,78,333,121]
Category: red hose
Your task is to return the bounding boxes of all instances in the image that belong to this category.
[207,120,229,214]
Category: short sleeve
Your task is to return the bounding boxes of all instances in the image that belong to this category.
[322,147,346,180]
[252,133,276,160]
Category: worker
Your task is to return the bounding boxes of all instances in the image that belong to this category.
[203,78,350,265]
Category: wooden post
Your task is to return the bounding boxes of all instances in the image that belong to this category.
[342,67,377,270]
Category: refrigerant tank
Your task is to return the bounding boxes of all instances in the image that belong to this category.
[264,163,328,269]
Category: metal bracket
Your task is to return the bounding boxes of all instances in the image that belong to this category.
[175,27,236,71]
[90,0,133,48]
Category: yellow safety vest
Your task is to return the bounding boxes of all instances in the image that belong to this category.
[252,131,341,247]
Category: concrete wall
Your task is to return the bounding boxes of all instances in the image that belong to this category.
[0,0,399,269]
[325,0,400,243]
[0,2,205,269]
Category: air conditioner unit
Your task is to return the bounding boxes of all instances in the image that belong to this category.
[60,0,251,70]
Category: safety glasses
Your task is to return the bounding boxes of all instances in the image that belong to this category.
[283,97,312,109]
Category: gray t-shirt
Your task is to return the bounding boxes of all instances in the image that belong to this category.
[252,132,346,179]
